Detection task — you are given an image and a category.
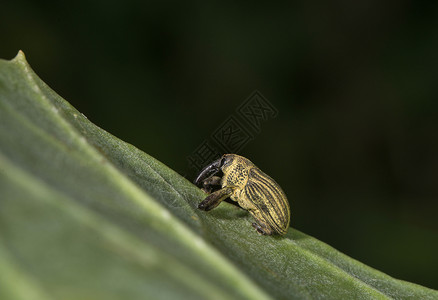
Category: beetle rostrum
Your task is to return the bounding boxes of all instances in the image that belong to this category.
[194,154,290,235]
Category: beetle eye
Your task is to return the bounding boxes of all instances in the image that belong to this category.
[221,156,233,168]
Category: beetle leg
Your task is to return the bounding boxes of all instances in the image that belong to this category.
[249,210,273,235]
[251,222,272,235]
[201,176,222,193]
[198,187,234,211]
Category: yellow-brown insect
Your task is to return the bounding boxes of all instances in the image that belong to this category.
[194,154,290,235]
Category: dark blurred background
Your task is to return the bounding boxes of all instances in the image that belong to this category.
[1,0,437,289]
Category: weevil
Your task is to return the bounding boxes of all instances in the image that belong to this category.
[194,154,290,235]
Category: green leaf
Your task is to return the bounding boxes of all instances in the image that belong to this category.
[0,52,436,300]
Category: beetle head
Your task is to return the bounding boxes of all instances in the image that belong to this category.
[194,154,234,186]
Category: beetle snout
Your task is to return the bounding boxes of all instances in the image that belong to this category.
[193,157,223,186]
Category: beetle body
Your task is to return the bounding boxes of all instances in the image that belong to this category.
[194,154,290,235]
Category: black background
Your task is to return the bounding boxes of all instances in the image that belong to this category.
[1,0,437,289]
